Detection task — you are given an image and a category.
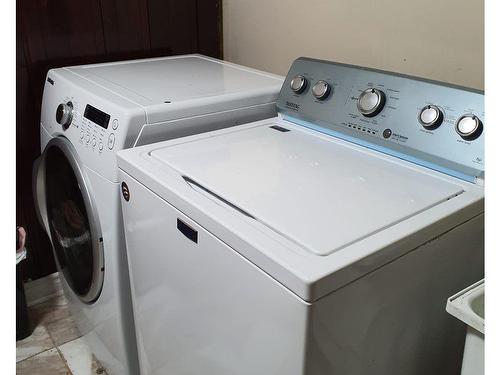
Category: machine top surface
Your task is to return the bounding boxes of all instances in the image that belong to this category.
[67,54,283,108]
[150,121,464,256]
[117,57,484,300]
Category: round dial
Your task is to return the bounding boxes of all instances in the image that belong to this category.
[455,114,483,140]
[419,105,443,129]
[312,80,331,100]
[56,101,74,129]
[357,88,386,117]
[290,75,307,94]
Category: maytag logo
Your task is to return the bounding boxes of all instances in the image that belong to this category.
[285,101,300,111]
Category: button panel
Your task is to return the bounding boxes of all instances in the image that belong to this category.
[77,104,118,155]
[277,58,484,181]
[108,133,116,150]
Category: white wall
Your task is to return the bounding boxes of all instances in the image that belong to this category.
[223,0,484,90]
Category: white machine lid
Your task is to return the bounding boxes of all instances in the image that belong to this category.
[67,55,283,123]
[150,123,464,256]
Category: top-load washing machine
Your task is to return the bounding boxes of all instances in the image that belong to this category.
[118,57,484,375]
[33,54,283,375]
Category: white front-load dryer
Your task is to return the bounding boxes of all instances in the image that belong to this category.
[33,54,283,375]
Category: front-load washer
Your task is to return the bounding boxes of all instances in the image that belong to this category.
[118,57,484,375]
[32,54,283,375]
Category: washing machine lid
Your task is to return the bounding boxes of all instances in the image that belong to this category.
[67,55,283,123]
[148,121,465,256]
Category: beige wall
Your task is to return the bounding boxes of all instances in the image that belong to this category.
[223,0,484,90]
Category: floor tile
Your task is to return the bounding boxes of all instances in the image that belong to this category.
[25,272,63,307]
[46,315,82,346]
[30,292,71,326]
[59,337,108,375]
[16,324,54,362]
[16,348,71,375]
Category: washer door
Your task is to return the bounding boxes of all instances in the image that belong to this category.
[34,137,104,303]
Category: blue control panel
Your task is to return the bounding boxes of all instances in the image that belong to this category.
[277,57,484,183]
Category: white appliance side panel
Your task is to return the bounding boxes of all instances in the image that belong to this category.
[54,167,139,375]
[120,172,310,375]
[307,213,484,375]
[134,102,277,147]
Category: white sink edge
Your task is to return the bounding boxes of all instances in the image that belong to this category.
[446,279,484,334]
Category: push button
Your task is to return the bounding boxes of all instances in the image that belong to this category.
[108,133,115,150]
[112,119,119,130]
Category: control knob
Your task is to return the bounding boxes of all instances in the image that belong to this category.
[290,75,307,94]
[312,80,331,100]
[357,88,386,117]
[418,105,443,129]
[455,115,483,140]
[56,101,74,130]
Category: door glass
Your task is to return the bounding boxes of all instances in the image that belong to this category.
[45,145,94,297]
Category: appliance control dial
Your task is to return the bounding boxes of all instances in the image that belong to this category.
[456,115,483,140]
[312,80,331,100]
[290,75,307,94]
[419,105,443,129]
[357,88,386,117]
[56,101,74,129]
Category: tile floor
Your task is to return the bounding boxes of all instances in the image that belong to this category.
[16,276,108,375]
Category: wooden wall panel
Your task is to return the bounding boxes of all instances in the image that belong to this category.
[196,0,222,58]
[148,0,198,56]
[100,0,150,57]
[17,3,55,279]
[17,0,222,280]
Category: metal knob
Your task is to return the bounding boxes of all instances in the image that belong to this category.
[419,105,443,129]
[312,80,331,100]
[290,75,307,94]
[357,88,386,117]
[456,114,483,140]
[56,101,74,129]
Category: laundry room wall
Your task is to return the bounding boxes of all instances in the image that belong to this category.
[222,0,484,90]
[17,0,222,280]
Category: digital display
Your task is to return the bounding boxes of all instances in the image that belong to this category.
[84,104,110,129]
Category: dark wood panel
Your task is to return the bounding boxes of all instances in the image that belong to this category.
[17,0,222,281]
[148,0,197,55]
[100,0,150,56]
[196,0,222,58]
[21,0,106,64]
[17,4,55,279]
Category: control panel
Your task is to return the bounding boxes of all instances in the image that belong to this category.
[52,96,119,155]
[276,57,484,182]
[40,67,146,182]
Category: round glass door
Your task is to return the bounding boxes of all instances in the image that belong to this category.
[43,137,104,303]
